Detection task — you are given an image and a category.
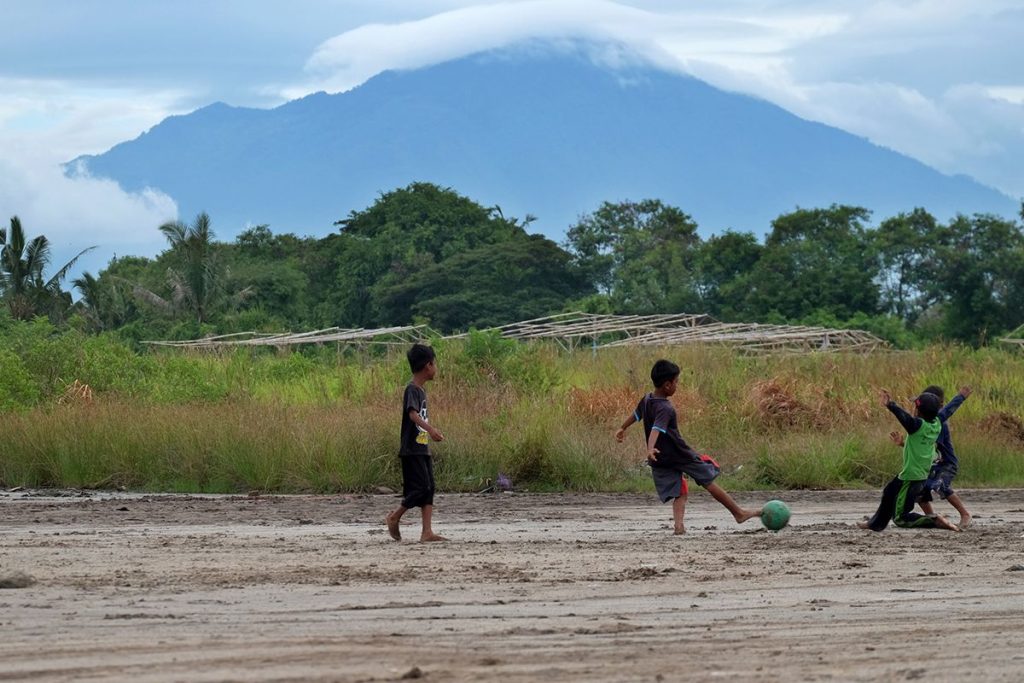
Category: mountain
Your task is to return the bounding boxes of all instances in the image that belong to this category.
[72,47,1018,239]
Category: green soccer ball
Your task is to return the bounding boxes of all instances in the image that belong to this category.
[761,499,791,531]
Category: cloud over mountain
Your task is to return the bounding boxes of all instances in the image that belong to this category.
[76,47,1016,245]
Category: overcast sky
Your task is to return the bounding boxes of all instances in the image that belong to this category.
[1,0,1021,269]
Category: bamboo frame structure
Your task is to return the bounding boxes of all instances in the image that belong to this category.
[1000,324,1024,349]
[452,312,886,353]
[599,321,884,353]
[143,313,886,354]
[444,312,713,351]
[142,325,432,350]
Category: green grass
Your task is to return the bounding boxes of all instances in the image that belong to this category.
[1,325,1023,493]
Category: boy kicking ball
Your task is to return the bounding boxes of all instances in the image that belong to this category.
[616,359,761,534]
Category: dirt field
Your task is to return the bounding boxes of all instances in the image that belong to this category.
[2,488,1023,682]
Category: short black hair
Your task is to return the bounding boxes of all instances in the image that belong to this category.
[650,359,680,388]
[407,343,436,373]
[922,385,945,404]
[915,392,941,421]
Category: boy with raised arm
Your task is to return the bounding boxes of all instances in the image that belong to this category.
[859,390,959,532]
[916,385,973,528]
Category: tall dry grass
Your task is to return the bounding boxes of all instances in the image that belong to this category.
[2,339,1023,492]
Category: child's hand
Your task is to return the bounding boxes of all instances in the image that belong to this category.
[428,427,445,442]
[614,428,626,443]
[879,389,892,407]
[959,386,972,398]
[889,431,905,447]
[646,446,659,463]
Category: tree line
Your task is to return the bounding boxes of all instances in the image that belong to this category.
[3,182,1023,346]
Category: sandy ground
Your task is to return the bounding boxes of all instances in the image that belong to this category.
[2,488,1024,683]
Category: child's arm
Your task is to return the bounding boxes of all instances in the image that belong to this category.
[938,386,971,422]
[880,389,921,434]
[645,428,660,463]
[616,402,644,442]
[889,431,905,447]
[614,415,636,442]
[409,410,444,442]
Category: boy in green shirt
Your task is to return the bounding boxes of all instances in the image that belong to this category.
[859,390,959,532]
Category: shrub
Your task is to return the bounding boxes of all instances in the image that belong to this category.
[0,350,40,409]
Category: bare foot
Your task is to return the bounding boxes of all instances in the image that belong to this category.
[420,533,448,542]
[734,508,760,524]
[933,515,961,532]
[856,520,872,529]
[385,514,401,541]
[958,514,972,529]
[674,524,686,535]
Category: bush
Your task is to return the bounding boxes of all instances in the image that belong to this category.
[0,350,40,409]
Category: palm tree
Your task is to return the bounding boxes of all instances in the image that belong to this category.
[71,271,105,330]
[73,271,137,332]
[133,212,252,323]
[1,216,95,321]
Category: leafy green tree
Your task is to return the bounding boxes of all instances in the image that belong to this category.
[871,208,939,323]
[0,216,94,321]
[565,199,702,313]
[926,212,1024,344]
[743,206,878,321]
[336,183,523,259]
[375,235,590,331]
[327,183,532,326]
[230,226,312,327]
[694,230,762,319]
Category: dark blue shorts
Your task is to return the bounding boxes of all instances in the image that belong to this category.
[921,463,957,501]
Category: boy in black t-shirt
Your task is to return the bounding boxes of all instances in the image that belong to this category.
[615,359,761,534]
[386,344,447,543]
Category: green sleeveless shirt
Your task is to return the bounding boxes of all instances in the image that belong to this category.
[899,417,940,480]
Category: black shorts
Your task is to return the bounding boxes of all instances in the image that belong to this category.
[650,454,721,503]
[400,454,435,508]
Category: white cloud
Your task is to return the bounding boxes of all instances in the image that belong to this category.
[0,77,192,161]
[289,0,847,97]
[0,78,182,274]
[986,86,1024,105]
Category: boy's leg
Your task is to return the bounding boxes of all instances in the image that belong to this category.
[704,482,760,523]
[386,506,406,541]
[859,477,901,531]
[917,471,938,516]
[921,483,937,516]
[419,456,446,542]
[672,497,686,535]
[390,454,437,542]
[894,480,959,531]
[672,475,689,534]
[419,504,446,542]
[946,493,972,528]
[935,468,970,528]
[389,454,423,541]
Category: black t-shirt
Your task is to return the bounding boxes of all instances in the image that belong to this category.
[634,393,701,468]
[400,383,430,456]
